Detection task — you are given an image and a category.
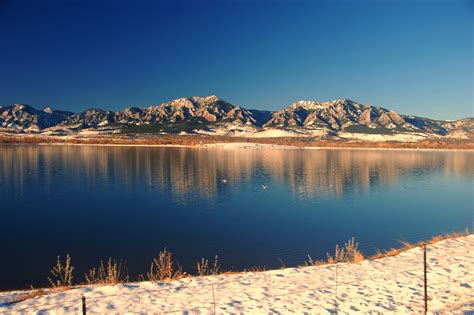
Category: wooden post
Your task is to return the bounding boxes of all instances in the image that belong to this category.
[82,295,86,315]
[211,284,216,314]
[335,263,338,314]
[423,245,427,314]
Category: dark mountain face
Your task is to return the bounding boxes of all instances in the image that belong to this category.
[0,96,472,139]
[61,108,116,128]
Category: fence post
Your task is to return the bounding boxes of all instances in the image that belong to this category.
[211,284,216,314]
[82,295,86,315]
[335,263,338,314]
[423,244,427,314]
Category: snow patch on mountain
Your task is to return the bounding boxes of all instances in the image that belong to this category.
[1,96,472,140]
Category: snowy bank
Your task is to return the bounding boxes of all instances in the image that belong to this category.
[0,235,473,314]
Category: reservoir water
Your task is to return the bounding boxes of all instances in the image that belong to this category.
[0,145,472,290]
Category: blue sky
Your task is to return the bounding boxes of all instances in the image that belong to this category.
[0,0,472,119]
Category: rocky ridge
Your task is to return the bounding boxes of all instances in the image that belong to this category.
[0,96,472,139]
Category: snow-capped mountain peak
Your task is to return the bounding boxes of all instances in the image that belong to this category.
[0,96,471,139]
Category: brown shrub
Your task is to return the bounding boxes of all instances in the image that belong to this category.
[327,237,364,264]
[196,255,221,276]
[147,249,184,281]
[84,258,129,285]
[48,254,74,288]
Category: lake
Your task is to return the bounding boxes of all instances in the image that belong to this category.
[0,145,472,290]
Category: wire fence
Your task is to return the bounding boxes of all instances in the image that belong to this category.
[1,241,472,314]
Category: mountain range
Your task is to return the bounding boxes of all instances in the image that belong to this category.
[1,95,472,140]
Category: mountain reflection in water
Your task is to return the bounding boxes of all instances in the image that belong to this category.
[1,145,472,202]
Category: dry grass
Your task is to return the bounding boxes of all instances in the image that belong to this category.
[327,237,364,264]
[302,237,364,267]
[372,242,416,259]
[370,230,470,260]
[1,288,47,306]
[10,229,467,300]
[304,232,470,267]
[84,268,99,285]
[244,266,267,272]
[196,255,221,276]
[83,258,129,285]
[302,255,326,267]
[47,255,74,288]
[1,133,472,150]
[147,249,184,281]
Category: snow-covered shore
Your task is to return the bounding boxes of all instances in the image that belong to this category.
[1,235,472,314]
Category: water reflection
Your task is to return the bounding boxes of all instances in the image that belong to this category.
[1,145,472,203]
[1,144,473,290]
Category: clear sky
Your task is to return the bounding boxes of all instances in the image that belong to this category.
[0,0,472,119]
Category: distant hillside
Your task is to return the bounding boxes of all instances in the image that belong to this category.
[1,95,472,140]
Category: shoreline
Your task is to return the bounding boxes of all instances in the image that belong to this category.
[1,134,473,152]
[40,142,474,152]
[2,141,473,153]
[1,232,469,294]
[1,233,472,313]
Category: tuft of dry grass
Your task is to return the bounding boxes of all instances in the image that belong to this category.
[136,274,145,282]
[244,266,267,272]
[278,258,287,269]
[84,268,98,285]
[327,237,364,264]
[303,237,364,267]
[2,288,48,306]
[424,230,469,245]
[370,230,470,260]
[27,288,46,299]
[302,255,326,267]
[147,249,184,281]
[48,254,74,288]
[372,242,416,259]
[84,258,129,285]
[196,255,221,276]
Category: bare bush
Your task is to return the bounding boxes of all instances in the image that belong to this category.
[48,254,74,288]
[84,258,128,285]
[147,249,183,281]
[303,255,325,267]
[327,237,364,263]
[84,268,98,285]
[196,255,220,276]
[100,258,128,284]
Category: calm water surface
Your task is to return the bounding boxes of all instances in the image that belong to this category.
[0,145,472,290]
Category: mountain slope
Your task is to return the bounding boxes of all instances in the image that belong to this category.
[116,96,270,127]
[262,98,472,139]
[0,104,73,131]
[267,99,426,133]
[0,96,472,140]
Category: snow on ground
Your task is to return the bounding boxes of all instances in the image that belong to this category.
[193,127,329,138]
[241,128,331,138]
[339,132,428,142]
[77,130,102,136]
[193,127,300,138]
[246,128,300,138]
[0,235,472,314]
